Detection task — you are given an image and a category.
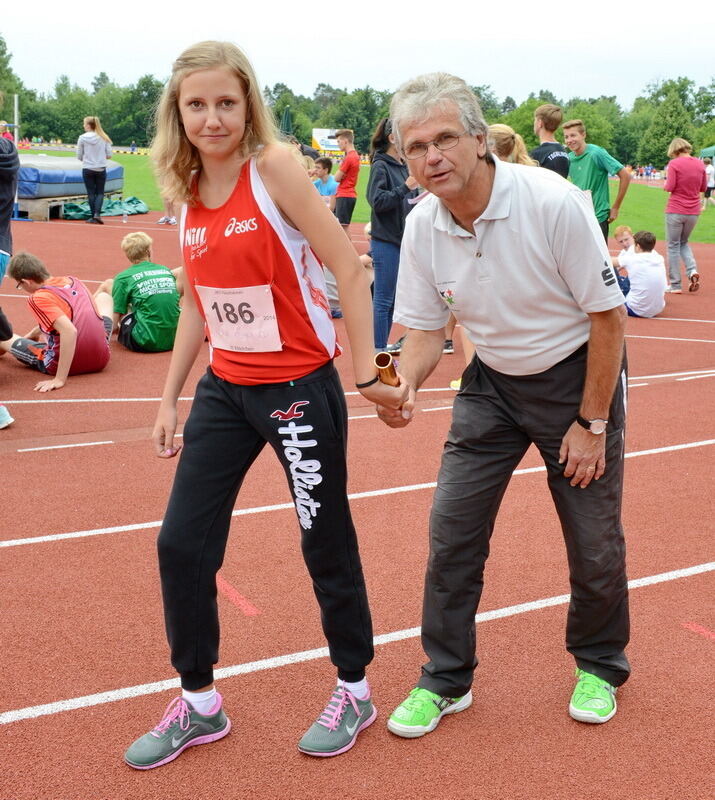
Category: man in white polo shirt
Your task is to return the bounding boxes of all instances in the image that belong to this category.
[375,72,630,736]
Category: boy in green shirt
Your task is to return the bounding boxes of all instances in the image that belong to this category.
[563,119,631,242]
[95,232,180,352]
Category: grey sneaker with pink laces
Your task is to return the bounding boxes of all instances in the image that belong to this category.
[124,693,231,769]
[298,685,377,757]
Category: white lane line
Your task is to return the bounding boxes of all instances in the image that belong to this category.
[2,366,715,408]
[631,368,715,379]
[676,374,715,382]
[2,438,713,550]
[0,396,194,405]
[626,335,715,344]
[422,405,455,412]
[1,560,711,726]
[629,383,649,387]
[4,367,714,407]
[17,441,113,453]
[344,386,460,397]
[655,317,715,324]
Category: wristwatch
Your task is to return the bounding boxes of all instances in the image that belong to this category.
[576,415,608,435]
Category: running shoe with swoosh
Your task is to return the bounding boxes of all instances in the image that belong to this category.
[124,694,231,769]
[298,685,377,757]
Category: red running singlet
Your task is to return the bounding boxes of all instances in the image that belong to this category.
[181,157,339,385]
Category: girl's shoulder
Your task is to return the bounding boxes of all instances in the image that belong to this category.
[257,143,309,192]
[257,142,297,172]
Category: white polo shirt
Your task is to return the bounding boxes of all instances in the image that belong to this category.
[619,250,667,318]
[394,158,625,376]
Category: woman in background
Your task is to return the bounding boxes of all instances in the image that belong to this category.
[366,117,418,352]
[488,124,536,166]
[76,116,112,224]
[663,137,706,293]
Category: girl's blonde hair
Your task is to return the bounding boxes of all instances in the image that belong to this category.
[84,116,112,143]
[488,124,536,166]
[121,231,153,262]
[152,40,279,205]
[667,137,692,158]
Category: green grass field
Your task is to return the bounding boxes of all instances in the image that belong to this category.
[27,151,715,243]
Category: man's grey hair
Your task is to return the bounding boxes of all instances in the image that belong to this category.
[389,73,488,151]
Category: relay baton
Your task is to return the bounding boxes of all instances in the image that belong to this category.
[374,352,399,387]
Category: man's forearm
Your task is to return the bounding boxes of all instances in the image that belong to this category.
[396,328,445,391]
[580,306,627,419]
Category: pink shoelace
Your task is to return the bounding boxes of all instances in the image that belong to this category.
[151,697,191,738]
[316,687,360,731]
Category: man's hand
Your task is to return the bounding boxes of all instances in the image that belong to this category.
[376,383,416,428]
[559,421,606,488]
[608,206,620,223]
[34,376,66,393]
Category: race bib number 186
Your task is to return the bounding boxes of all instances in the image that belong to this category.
[195,284,282,353]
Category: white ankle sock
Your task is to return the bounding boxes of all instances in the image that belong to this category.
[339,677,369,700]
[182,687,217,714]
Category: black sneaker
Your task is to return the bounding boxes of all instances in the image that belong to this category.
[443,339,454,354]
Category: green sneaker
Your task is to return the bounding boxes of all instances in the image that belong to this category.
[298,685,377,757]
[124,694,231,769]
[569,668,617,724]
[387,687,472,738]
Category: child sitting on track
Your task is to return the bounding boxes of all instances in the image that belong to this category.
[94,231,181,352]
[123,39,406,771]
[0,252,111,392]
[611,230,667,318]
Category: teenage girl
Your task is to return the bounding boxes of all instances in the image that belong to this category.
[124,41,406,770]
[76,116,113,224]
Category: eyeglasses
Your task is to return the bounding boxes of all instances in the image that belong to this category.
[403,130,468,160]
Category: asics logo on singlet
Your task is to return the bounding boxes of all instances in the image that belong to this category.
[224,217,258,237]
[185,227,207,247]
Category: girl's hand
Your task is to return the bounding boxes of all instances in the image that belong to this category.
[153,404,182,458]
[359,372,412,422]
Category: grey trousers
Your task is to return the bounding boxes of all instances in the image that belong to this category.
[418,344,630,697]
[665,212,699,289]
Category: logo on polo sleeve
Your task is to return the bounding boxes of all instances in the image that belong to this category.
[601,261,617,287]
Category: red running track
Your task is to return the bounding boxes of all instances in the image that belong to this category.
[0,213,713,800]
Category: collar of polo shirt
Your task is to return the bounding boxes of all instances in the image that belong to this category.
[433,156,513,237]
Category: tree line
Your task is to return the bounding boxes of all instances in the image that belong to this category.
[1,36,713,168]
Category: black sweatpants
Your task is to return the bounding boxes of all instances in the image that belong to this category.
[158,363,373,690]
[419,344,630,697]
